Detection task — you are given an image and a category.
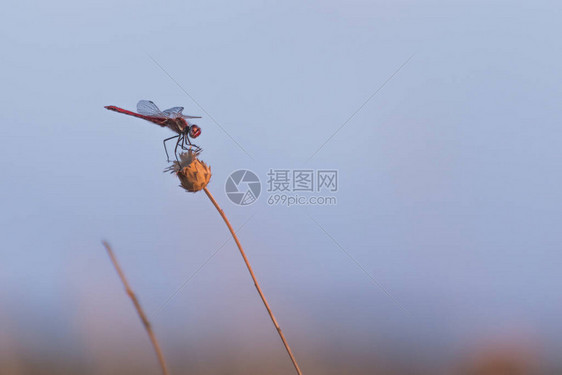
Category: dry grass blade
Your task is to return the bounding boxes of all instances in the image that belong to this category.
[102,241,170,375]
[203,187,303,375]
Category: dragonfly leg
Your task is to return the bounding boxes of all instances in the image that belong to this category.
[174,134,184,163]
[183,135,202,153]
[163,135,180,162]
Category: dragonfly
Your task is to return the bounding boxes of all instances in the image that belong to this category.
[105,100,202,161]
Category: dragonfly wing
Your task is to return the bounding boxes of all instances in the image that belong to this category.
[162,106,184,118]
[163,105,202,119]
[137,100,164,116]
[163,106,184,114]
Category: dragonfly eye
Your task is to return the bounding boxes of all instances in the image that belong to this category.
[189,125,201,138]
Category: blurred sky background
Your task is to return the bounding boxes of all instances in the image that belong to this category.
[1,0,561,373]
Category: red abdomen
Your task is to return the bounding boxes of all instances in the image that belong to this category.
[105,105,167,127]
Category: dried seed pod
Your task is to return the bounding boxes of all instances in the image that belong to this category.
[166,150,211,192]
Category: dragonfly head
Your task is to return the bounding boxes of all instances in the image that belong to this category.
[189,124,201,138]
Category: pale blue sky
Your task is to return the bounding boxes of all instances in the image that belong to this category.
[1,0,561,368]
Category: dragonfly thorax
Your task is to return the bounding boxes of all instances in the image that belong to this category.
[164,117,189,134]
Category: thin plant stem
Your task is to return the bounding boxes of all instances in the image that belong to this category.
[102,241,170,375]
[203,187,303,375]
